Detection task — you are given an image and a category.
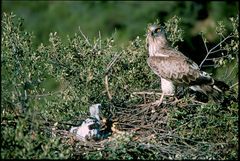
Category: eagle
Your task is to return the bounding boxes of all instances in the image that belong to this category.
[146,24,229,105]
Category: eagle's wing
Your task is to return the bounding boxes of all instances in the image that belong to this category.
[147,49,229,101]
[147,50,205,85]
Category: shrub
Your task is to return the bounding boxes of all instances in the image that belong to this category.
[1,12,238,159]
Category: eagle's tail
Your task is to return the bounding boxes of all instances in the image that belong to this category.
[189,72,229,102]
[209,79,229,101]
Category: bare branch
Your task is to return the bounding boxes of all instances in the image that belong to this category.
[104,74,112,101]
[201,64,215,68]
[205,54,230,61]
[105,52,121,74]
[78,27,91,46]
[230,82,238,89]
[104,52,122,101]
[208,48,227,55]
[28,90,62,99]
[132,91,163,95]
[225,62,238,81]
[199,35,234,68]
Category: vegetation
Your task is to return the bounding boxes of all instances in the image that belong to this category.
[2,1,239,46]
[1,11,238,160]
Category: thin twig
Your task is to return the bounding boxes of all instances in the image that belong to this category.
[105,74,112,100]
[79,27,91,46]
[230,82,238,89]
[208,48,227,54]
[199,35,234,68]
[132,91,173,96]
[99,31,101,49]
[104,53,122,101]
[202,34,209,53]
[208,35,234,53]
[205,54,229,61]
[105,53,121,74]
[225,62,238,81]
[201,64,215,68]
[132,91,162,95]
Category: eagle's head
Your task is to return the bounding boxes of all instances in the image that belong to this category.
[146,24,169,56]
[148,24,165,38]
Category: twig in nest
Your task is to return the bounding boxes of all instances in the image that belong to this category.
[132,91,174,106]
[132,91,163,95]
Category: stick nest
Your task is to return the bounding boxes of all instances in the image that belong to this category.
[54,93,217,159]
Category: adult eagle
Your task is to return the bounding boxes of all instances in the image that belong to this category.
[146,24,229,105]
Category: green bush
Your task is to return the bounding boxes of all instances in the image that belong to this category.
[1,12,238,159]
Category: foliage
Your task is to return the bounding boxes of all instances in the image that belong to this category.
[200,15,239,68]
[2,1,239,46]
[1,13,73,158]
[1,12,238,160]
[198,14,239,87]
[167,102,238,160]
[164,16,184,48]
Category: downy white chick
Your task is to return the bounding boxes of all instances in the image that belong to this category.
[70,104,101,141]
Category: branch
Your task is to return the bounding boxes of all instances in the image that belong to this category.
[205,54,230,61]
[105,74,112,101]
[132,91,162,95]
[104,53,121,101]
[208,35,234,54]
[225,62,238,81]
[201,64,215,68]
[207,48,227,55]
[79,27,91,46]
[199,35,234,69]
[132,91,174,96]
[230,82,238,89]
[105,53,121,74]
[28,90,63,99]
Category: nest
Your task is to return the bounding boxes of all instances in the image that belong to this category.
[52,92,212,159]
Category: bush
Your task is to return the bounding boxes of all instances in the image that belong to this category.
[1,12,238,159]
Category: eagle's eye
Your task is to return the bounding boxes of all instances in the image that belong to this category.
[155,28,161,33]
